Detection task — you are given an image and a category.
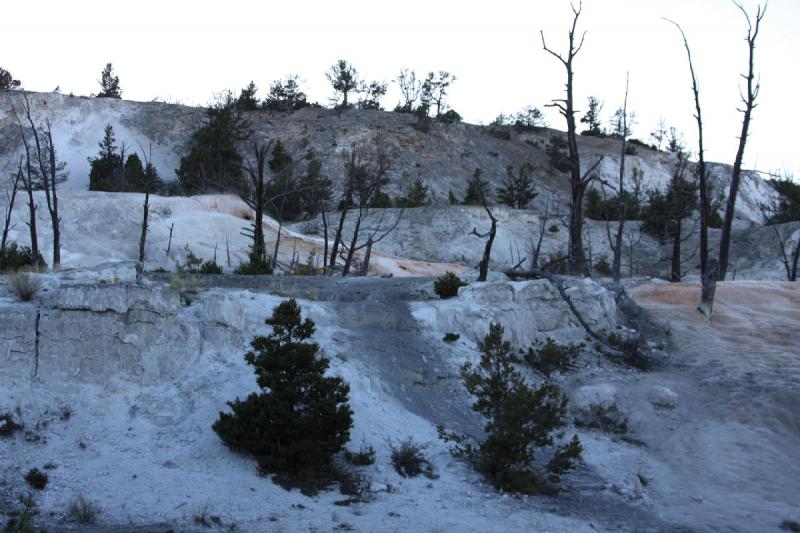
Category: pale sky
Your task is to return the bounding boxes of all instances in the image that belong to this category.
[4,0,798,179]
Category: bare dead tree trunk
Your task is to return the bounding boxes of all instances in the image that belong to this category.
[666,18,714,311]
[471,201,497,282]
[791,239,800,282]
[2,162,21,252]
[20,94,64,269]
[542,2,602,276]
[329,206,348,270]
[670,217,682,282]
[9,101,40,269]
[361,237,373,275]
[718,2,767,280]
[165,223,174,256]
[698,258,719,318]
[321,210,330,275]
[138,192,149,265]
[342,209,363,276]
[612,74,630,284]
[531,198,551,269]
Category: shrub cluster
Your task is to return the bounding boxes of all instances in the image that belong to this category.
[438,323,582,494]
[0,243,45,272]
[233,252,274,275]
[524,338,581,378]
[390,437,436,479]
[434,272,467,299]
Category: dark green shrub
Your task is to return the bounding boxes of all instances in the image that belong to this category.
[434,272,467,299]
[212,299,353,490]
[390,437,436,479]
[437,109,461,124]
[0,413,23,437]
[524,338,581,378]
[24,469,47,490]
[594,255,611,276]
[343,444,376,466]
[438,323,582,494]
[548,224,559,233]
[198,260,223,275]
[488,128,511,141]
[0,243,45,272]
[443,332,460,343]
[546,140,571,173]
[4,493,38,533]
[234,253,274,275]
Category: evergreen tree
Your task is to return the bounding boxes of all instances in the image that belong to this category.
[88,124,124,191]
[265,141,301,221]
[264,75,309,112]
[97,63,121,99]
[448,190,459,205]
[514,106,547,129]
[439,323,582,493]
[401,178,429,208]
[580,96,604,136]
[176,92,250,194]
[0,67,22,90]
[235,81,260,111]
[766,176,800,223]
[212,299,353,481]
[463,168,491,205]
[357,81,387,110]
[298,153,333,219]
[326,60,360,109]
[498,162,538,209]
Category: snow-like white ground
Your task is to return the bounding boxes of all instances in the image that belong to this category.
[1,190,464,278]
[2,270,798,532]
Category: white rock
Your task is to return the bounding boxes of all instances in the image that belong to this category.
[649,386,678,409]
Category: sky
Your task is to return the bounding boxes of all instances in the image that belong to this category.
[3,0,798,179]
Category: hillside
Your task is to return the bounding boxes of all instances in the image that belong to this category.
[0,91,779,225]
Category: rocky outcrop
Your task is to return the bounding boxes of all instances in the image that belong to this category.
[412,278,619,347]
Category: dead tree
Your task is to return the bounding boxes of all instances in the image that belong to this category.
[760,201,799,281]
[356,208,404,275]
[470,200,498,282]
[665,18,714,311]
[541,1,604,275]
[338,141,390,276]
[610,74,631,284]
[1,161,22,252]
[528,196,552,269]
[698,258,719,318]
[242,142,272,260]
[8,97,40,269]
[718,1,767,280]
[136,143,157,278]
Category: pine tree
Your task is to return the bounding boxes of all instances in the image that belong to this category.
[97,63,121,99]
[235,81,260,111]
[212,299,352,482]
[498,162,538,209]
[580,96,604,136]
[176,92,250,194]
[88,124,124,191]
[263,75,309,112]
[402,178,429,207]
[326,60,360,109]
[448,190,459,205]
[298,153,332,219]
[265,140,301,221]
[463,168,491,205]
[0,67,22,90]
[439,323,582,494]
